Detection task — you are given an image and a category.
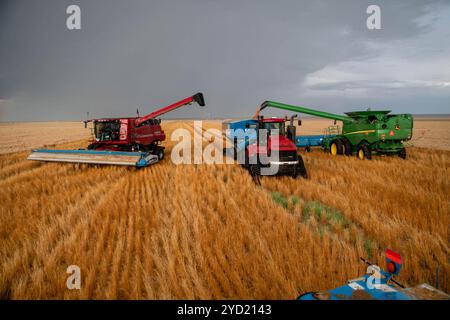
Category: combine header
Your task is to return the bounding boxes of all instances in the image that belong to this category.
[28,92,205,167]
[27,149,159,167]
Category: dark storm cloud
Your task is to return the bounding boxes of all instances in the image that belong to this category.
[0,0,449,121]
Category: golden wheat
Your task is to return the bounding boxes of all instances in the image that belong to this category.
[0,120,448,299]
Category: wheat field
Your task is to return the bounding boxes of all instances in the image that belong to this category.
[0,120,449,299]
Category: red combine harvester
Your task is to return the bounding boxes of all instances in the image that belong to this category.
[28,93,205,167]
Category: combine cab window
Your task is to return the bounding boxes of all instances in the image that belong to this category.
[139,118,160,126]
[368,115,378,124]
[94,121,121,141]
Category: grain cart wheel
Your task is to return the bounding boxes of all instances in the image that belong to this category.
[341,138,352,156]
[330,139,344,156]
[398,148,407,159]
[356,143,371,160]
[233,138,238,160]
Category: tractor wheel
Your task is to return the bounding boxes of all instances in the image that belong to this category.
[330,139,344,156]
[341,139,352,156]
[249,163,261,177]
[87,143,97,150]
[295,155,308,179]
[398,148,407,159]
[356,144,371,160]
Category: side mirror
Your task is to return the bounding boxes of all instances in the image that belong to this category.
[298,120,302,126]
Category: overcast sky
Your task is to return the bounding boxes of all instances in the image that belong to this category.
[0,0,449,121]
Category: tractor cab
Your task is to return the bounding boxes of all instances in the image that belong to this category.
[254,117,300,151]
[259,118,286,136]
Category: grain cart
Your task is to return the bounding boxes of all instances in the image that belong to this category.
[28,93,205,167]
[222,116,307,178]
[298,249,450,300]
[257,101,413,159]
[281,114,335,152]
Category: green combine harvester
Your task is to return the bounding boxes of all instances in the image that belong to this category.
[258,101,414,159]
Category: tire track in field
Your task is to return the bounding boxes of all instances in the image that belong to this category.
[140,169,168,298]
[149,166,182,298]
[102,203,127,299]
[163,167,206,298]
[172,168,210,299]
[117,174,137,299]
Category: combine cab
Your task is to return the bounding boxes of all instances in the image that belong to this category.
[28,93,205,167]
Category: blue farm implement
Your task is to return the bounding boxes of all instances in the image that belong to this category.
[298,249,449,300]
[295,135,327,150]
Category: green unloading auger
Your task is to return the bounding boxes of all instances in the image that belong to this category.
[258,101,353,123]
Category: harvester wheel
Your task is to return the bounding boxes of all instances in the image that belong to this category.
[398,148,407,159]
[356,144,371,160]
[330,139,343,156]
[156,148,164,160]
[341,139,352,156]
